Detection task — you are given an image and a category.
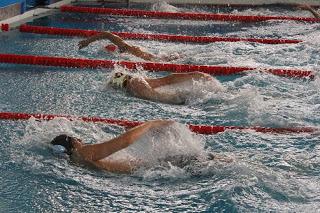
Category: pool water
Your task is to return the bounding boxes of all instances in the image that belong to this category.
[0,3,320,212]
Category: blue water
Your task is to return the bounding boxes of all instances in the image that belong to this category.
[1,3,320,212]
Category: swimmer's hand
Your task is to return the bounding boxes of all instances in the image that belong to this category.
[78,40,90,50]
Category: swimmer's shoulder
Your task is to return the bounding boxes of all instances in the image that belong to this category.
[127,76,150,88]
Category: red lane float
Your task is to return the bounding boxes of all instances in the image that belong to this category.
[19,24,302,45]
[0,53,314,79]
[0,112,316,135]
[60,5,320,23]
[0,112,142,129]
[1,24,9,32]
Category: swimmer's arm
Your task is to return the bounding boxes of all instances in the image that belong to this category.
[128,78,184,104]
[78,32,129,50]
[146,72,213,89]
[79,120,173,161]
[297,4,320,18]
[92,158,143,173]
[78,32,157,61]
[126,46,158,61]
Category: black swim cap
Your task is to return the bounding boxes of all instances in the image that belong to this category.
[50,134,74,155]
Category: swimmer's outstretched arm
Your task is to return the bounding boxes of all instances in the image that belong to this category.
[78,120,173,162]
[78,32,158,61]
[297,4,320,18]
[78,32,129,50]
[126,45,158,61]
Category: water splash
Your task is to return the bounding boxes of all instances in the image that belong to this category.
[154,76,225,104]
[15,118,236,180]
[151,1,181,12]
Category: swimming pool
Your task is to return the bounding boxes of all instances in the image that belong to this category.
[0,2,320,212]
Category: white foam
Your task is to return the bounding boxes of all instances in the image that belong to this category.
[110,122,206,163]
[151,1,181,12]
[154,77,225,104]
[17,117,231,177]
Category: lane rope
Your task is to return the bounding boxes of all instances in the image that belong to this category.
[0,112,316,135]
[1,24,9,32]
[0,53,314,79]
[60,5,320,23]
[19,24,302,45]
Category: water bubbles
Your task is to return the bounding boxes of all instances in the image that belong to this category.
[151,1,181,13]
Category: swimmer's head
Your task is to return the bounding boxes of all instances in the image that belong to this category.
[50,134,76,155]
[109,72,132,89]
[105,44,118,53]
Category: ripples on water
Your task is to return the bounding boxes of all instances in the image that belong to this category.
[0,2,320,212]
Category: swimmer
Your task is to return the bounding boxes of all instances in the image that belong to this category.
[50,120,229,174]
[297,4,320,18]
[108,71,222,105]
[78,31,180,62]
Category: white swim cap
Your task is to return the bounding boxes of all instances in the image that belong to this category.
[110,72,131,88]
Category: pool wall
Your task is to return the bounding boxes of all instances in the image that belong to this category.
[0,0,64,22]
[0,0,72,32]
[28,0,62,5]
[0,0,26,21]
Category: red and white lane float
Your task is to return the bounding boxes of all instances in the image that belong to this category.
[60,5,320,23]
[0,112,317,135]
[1,24,9,32]
[0,53,314,79]
[19,24,302,45]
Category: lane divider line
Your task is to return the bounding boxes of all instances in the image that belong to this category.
[70,0,320,7]
[0,112,316,135]
[0,53,314,79]
[60,5,320,23]
[19,24,302,45]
